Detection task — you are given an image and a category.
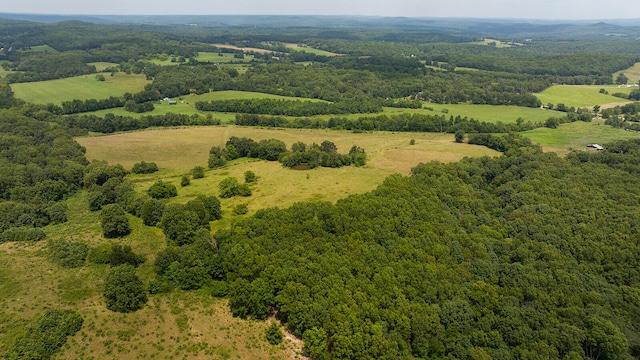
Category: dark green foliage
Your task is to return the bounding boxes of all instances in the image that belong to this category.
[147,180,177,199]
[219,177,252,198]
[109,244,145,267]
[208,137,640,358]
[244,171,256,183]
[154,238,221,290]
[140,198,166,226]
[103,264,147,313]
[265,322,284,345]
[180,175,190,187]
[191,166,205,179]
[3,309,83,360]
[210,280,228,297]
[131,161,159,174]
[147,278,173,294]
[46,203,68,224]
[160,204,205,246]
[47,239,89,268]
[454,130,465,143]
[0,226,46,243]
[100,204,130,238]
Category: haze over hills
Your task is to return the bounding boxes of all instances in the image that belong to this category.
[1,13,640,39]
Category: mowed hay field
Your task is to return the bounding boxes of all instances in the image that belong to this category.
[10,73,150,104]
[534,85,634,109]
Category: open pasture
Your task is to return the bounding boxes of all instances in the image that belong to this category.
[213,44,274,54]
[283,43,341,56]
[196,51,255,63]
[11,73,149,104]
[534,85,633,109]
[522,119,640,155]
[614,62,640,84]
[18,44,59,53]
[88,62,118,72]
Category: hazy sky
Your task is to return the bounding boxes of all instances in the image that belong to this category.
[1,0,640,20]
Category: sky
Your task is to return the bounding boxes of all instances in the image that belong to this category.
[1,0,640,20]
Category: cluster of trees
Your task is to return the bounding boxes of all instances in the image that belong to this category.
[280,141,367,169]
[0,109,88,241]
[171,135,640,359]
[59,112,220,134]
[233,112,564,134]
[195,97,384,116]
[208,136,366,170]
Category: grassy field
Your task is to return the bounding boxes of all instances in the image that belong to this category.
[213,44,273,54]
[196,52,255,63]
[283,43,340,56]
[88,62,118,72]
[534,85,634,109]
[522,119,640,155]
[11,73,150,104]
[18,44,59,53]
[613,62,640,84]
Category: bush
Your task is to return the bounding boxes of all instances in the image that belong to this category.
[104,264,147,312]
[211,280,229,297]
[131,161,159,174]
[265,322,283,345]
[100,204,130,238]
[181,175,190,187]
[148,180,177,199]
[148,278,173,294]
[48,239,89,268]
[191,166,205,179]
[0,227,46,243]
[244,171,256,183]
[219,177,252,198]
[233,203,249,215]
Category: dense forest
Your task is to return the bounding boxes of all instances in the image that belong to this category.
[2,15,640,360]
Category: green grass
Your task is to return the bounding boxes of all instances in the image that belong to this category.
[18,45,59,53]
[521,119,640,155]
[613,62,640,84]
[195,52,255,63]
[535,85,633,109]
[283,43,340,56]
[88,62,118,72]
[11,73,150,104]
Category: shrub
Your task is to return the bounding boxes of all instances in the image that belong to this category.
[48,239,89,268]
[244,170,256,183]
[47,203,68,224]
[455,130,465,143]
[191,166,205,179]
[148,180,177,199]
[0,227,46,243]
[104,264,147,313]
[131,161,159,174]
[265,322,283,345]
[233,203,249,215]
[211,280,229,297]
[100,204,130,238]
[219,177,252,198]
[180,175,190,187]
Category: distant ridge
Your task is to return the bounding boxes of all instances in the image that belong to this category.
[0,13,639,39]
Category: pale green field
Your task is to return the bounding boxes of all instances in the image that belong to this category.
[88,62,118,72]
[11,73,150,104]
[196,51,255,63]
[283,43,340,56]
[18,44,59,53]
[613,62,640,84]
[471,38,519,48]
[535,85,633,109]
[522,119,640,155]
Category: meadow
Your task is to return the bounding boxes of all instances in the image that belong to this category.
[522,118,640,155]
[283,43,341,56]
[613,61,640,84]
[88,62,118,72]
[10,73,150,104]
[534,84,634,109]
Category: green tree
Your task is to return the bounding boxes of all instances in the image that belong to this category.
[615,73,629,85]
[219,177,252,198]
[100,204,130,238]
[266,322,284,345]
[103,264,147,313]
[584,316,628,360]
[455,130,465,143]
[180,174,190,187]
[148,180,177,199]
[244,170,256,183]
[191,166,205,179]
